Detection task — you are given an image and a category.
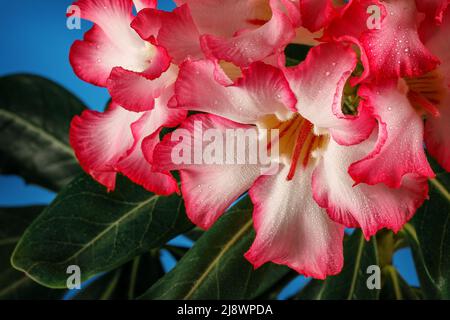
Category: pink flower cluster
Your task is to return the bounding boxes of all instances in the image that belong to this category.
[69,0,450,279]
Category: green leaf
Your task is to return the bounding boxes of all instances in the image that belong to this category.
[73,251,164,300]
[0,207,63,299]
[139,197,290,300]
[403,160,450,299]
[11,174,193,288]
[284,44,311,67]
[295,230,380,300]
[0,74,85,191]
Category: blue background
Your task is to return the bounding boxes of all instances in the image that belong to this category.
[0,0,418,299]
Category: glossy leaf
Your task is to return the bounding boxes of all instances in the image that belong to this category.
[0,74,84,191]
[0,207,63,299]
[403,160,450,299]
[139,197,290,300]
[295,230,380,300]
[73,251,164,300]
[11,174,192,288]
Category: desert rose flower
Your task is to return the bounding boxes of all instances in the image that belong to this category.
[69,0,186,193]
[142,0,299,66]
[151,42,429,278]
[316,1,450,179]
[68,0,300,193]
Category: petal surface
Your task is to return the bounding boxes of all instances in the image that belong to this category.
[69,103,143,191]
[285,42,376,145]
[117,86,186,194]
[425,95,450,171]
[201,0,296,66]
[326,0,439,80]
[313,132,429,239]
[133,5,204,64]
[245,164,345,279]
[350,82,435,188]
[173,60,295,124]
[107,64,177,112]
[152,114,262,229]
[70,0,153,86]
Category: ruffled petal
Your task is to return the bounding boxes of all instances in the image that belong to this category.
[423,8,450,85]
[299,0,345,32]
[133,0,157,12]
[245,164,345,279]
[201,0,296,66]
[107,64,177,112]
[71,0,172,112]
[70,0,154,85]
[326,0,439,80]
[360,0,439,79]
[415,0,449,24]
[422,9,450,172]
[425,95,450,171]
[173,59,296,124]
[69,103,143,191]
[285,42,376,145]
[176,0,270,37]
[349,82,435,188]
[151,114,262,229]
[132,5,204,64]
[116,86,186,194]
[312,132,429,239]
[117,129,179,195]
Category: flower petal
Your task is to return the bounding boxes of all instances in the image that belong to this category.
[285,42,376,145]
[70,0,152,85]
[107,64,176,112]
[349,82,435,188]
[133,0,157,12]
[201,0,296,66]
[132,5,204,64]
[360,0,439,79]
[116,86,186,194]
[173,59,296,124]
[299,0,343,32]
[312,132,429,239]
[423,8,450,85]
[245,164,345,279]
[425,95,450,172]
[69,103,143,191]
[326,0,439,79]
[151,114,262,229]
[415,0,449,24]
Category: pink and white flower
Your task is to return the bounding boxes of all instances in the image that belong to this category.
[151,42,429,278]
[67,0,450,279]
[69,0,186,193]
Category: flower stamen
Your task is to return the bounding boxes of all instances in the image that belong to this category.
[287,120,313,181]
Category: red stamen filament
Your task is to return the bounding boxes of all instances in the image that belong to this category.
[408,90,440,117]
[287,120,313,181]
